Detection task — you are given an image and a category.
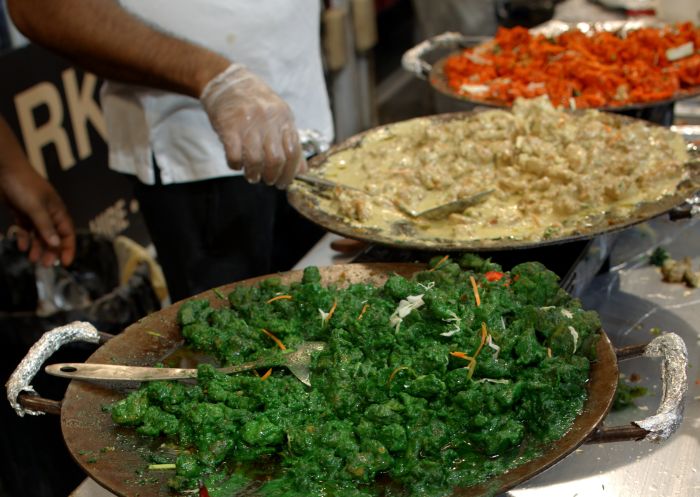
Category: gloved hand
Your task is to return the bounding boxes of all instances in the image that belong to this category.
[200,63,306,189]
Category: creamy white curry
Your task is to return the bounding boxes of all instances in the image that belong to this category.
[303,97,689,244]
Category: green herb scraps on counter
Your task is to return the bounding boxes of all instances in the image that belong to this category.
[649,247,670,267]
[107,255,601,497]
[612,376,649,411]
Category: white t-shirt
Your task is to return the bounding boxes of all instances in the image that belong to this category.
[101,0,334,185]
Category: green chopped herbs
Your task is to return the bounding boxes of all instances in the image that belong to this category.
[650,327,663,336]
[649,247,670,267]
[613,377,649,410]
[109,256,600,497]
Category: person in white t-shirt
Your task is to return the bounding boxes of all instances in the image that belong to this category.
[7,0,334,301]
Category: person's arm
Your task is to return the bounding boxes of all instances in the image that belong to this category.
[7,0,304,188]
[8,0,227,97]
[0,116,76,266]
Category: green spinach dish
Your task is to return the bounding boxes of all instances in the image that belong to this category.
[109,255,601,497]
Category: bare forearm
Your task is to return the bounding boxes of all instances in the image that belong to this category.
[8,0,310,189]
[0,116,28,174]
[7,0,230,97]
[0,116,76,266]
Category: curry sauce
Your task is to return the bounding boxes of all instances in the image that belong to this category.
[311,97,689,244]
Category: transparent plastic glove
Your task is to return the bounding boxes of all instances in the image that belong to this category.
[200,63,306,189]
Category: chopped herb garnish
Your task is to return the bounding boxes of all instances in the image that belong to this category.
[109,258,599,496]
[650,247,670,267]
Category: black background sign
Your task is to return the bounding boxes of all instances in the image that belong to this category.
[0,43,150,246]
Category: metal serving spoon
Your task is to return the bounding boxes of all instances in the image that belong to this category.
[45,341,327,387]
[294,173,368,194]
[396,189,495,220]
[296,174,494,221]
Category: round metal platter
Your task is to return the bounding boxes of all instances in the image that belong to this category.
[287,112,700,252]
[428,19,700,112]
[58,263,619,497]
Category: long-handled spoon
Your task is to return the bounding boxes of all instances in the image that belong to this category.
[45,341,327,387]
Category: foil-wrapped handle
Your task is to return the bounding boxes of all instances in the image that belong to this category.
[6,321,101,417]
[588,333,688,443]
[401,32,488,79]
[632,333,688,441]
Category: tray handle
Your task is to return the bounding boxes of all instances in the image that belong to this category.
[587,333,688,443]
[298,128,331,160]
[401,31,487,80]
[668,192,699,221]
[5,321,113,417]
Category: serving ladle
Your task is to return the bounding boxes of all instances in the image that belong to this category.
[296,173,494,221]
[45,341,327,387]
[396,189,495,220]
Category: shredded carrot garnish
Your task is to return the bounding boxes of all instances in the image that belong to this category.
[547,347,553,358]
[466,362,477,380]
[428,255,449,272]
[266,295,293,304]
[326,299,338,322]
[470,276,481,307]
[484,271,505,282]
[450,351,477,379]
[260,328,287,350]
[451,324,489,380]
[474,323,488,358]
[260,368,273,381]
[388,366,410,384]
[357,303,370,320]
